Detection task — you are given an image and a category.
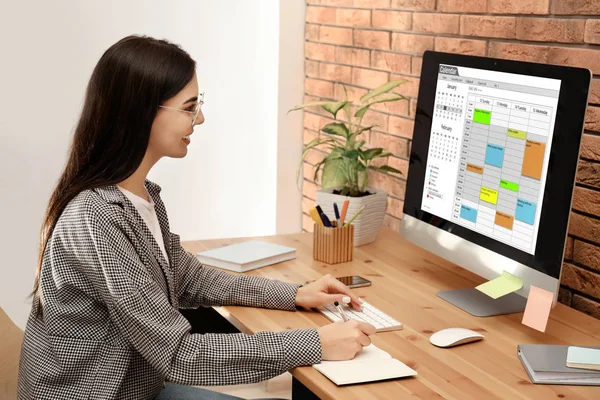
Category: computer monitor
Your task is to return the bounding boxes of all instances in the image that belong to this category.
[400,51,591,317]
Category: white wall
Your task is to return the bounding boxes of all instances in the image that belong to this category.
[0,0,305,329]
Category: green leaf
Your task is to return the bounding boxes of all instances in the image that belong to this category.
[354,140,366,150]
[356,125,376,134]
[368,165,403,174]
[287,101,334,113]
[374,151,393,158]
[358,169,369,191]
[322,159,348,188]
[360,80,407,103]
[321,123,350,138]
[342,150,359,160]
[322,101,351,119]
[361,148,383,161]
[354,93,405,119]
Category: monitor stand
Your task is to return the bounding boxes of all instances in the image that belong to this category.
[437,288,527,317]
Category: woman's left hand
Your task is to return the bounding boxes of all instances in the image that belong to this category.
[295,274,363,311]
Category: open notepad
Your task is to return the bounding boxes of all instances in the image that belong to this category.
[313,344,417,386]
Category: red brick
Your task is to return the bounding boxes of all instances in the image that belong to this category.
[361,110,389,131]
[571,295,600,320]
[577,160,600,189]
[354,0,391,7]
[306,60,319,77]
[561,262,600,298]
[409,98,417,117]
[307,0,321,4]
[581,134,600,162]
[372,10,412,31]
[573,240,600,272]
[372,95,410,116]
[352,67,390,88]
[303,179,320,200]
[305,42,336,62]
[585,20,600,44]
[305,148,327,166]
[437,0,486,13]
[488,0,550,14]
[558,287,573,306]
[389,116,415,139]
[391,0,435,10]
[387,196,405,219]
[517,18,585,43]
[319,26,353,46]
[306,6,336,24]
[565,236,574,260]
[549,47,600,75]
[302,196,314,215]
[568,212,600,244]
[368,170,407,198]
[306,78,334,98]
[572,186,600,218]
[321,0,353,5]
[354,29,390,50]
[586,106,600,132]
[302,213,314,233]
[319,63,352,82]
[391,33,434,55]
[390,74,420,97]
[489,42,550,63]
[460,16,516,39]
[303,162,323,184]
[552,1,600,15]
[304,112,333,132]
[411,57,422,76]
[369,131,409,159]
[371,51,411,73]
[413,13,460,34]
[383,214,402,230]
[336,8,371,27]
[589,80,600,105]
[434,37,487,56]
[303,129,319,146]
[371,156,409,177]
[306,24,319,41]
[335,47,371,68]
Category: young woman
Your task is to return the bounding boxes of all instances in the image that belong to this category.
[18,36,375,400]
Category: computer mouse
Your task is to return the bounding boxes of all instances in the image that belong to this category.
[429,328,484,348]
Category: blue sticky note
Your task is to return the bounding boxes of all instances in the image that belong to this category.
[515,199,536,225]
[485,144,505,168]
[460,205,477,223]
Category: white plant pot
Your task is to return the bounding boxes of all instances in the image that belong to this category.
[316,187,388,247]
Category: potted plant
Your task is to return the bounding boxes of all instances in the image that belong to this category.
[289,80,406,246]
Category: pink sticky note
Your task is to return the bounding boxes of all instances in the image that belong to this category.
[522,285,554,332]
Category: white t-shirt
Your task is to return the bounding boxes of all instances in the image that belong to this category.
[117,186,169,264]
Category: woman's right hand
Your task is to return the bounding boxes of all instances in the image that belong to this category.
[317,320,376,361]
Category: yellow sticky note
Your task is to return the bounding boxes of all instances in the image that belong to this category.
[522,286,553,333]
[475,271,523,299]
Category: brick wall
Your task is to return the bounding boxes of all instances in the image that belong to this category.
[301,0,600,319]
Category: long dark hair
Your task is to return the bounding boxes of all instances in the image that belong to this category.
[33,35,196,308]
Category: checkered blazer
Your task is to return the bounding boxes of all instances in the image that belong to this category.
[18,181,321,400]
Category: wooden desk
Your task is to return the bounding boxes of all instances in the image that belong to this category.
[183,228,600,400]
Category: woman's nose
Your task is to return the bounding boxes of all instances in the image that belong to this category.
[195,109,205,126]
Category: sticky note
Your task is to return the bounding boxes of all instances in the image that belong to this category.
[522,285,553,333]
[475,271,523,299]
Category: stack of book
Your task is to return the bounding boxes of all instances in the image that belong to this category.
[518,344,600,385]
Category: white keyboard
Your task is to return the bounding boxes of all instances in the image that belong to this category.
[316,300,403,332]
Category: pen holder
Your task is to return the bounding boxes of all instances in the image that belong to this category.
[313,224,354,264]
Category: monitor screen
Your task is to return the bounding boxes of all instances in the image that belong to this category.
[404,51,590,279]
[421,65,561,255]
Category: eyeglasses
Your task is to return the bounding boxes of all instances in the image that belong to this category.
[159,92,204,127]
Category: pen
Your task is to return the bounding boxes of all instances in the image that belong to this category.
[315,205,327,225]
[340,200,349,226]
[320,212,333,227]
[333,202,341,227]
[343,205,366,227]
[334,301,349,322]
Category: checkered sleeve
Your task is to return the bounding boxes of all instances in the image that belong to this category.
[172,233,301,311]
[85,207,322,386]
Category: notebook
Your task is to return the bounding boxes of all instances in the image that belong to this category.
[567,346,600,372]
[517,344,600,385]
[313,344,417,386]
[195,240,296,272]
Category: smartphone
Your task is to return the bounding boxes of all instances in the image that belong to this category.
[336,275,371,288]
